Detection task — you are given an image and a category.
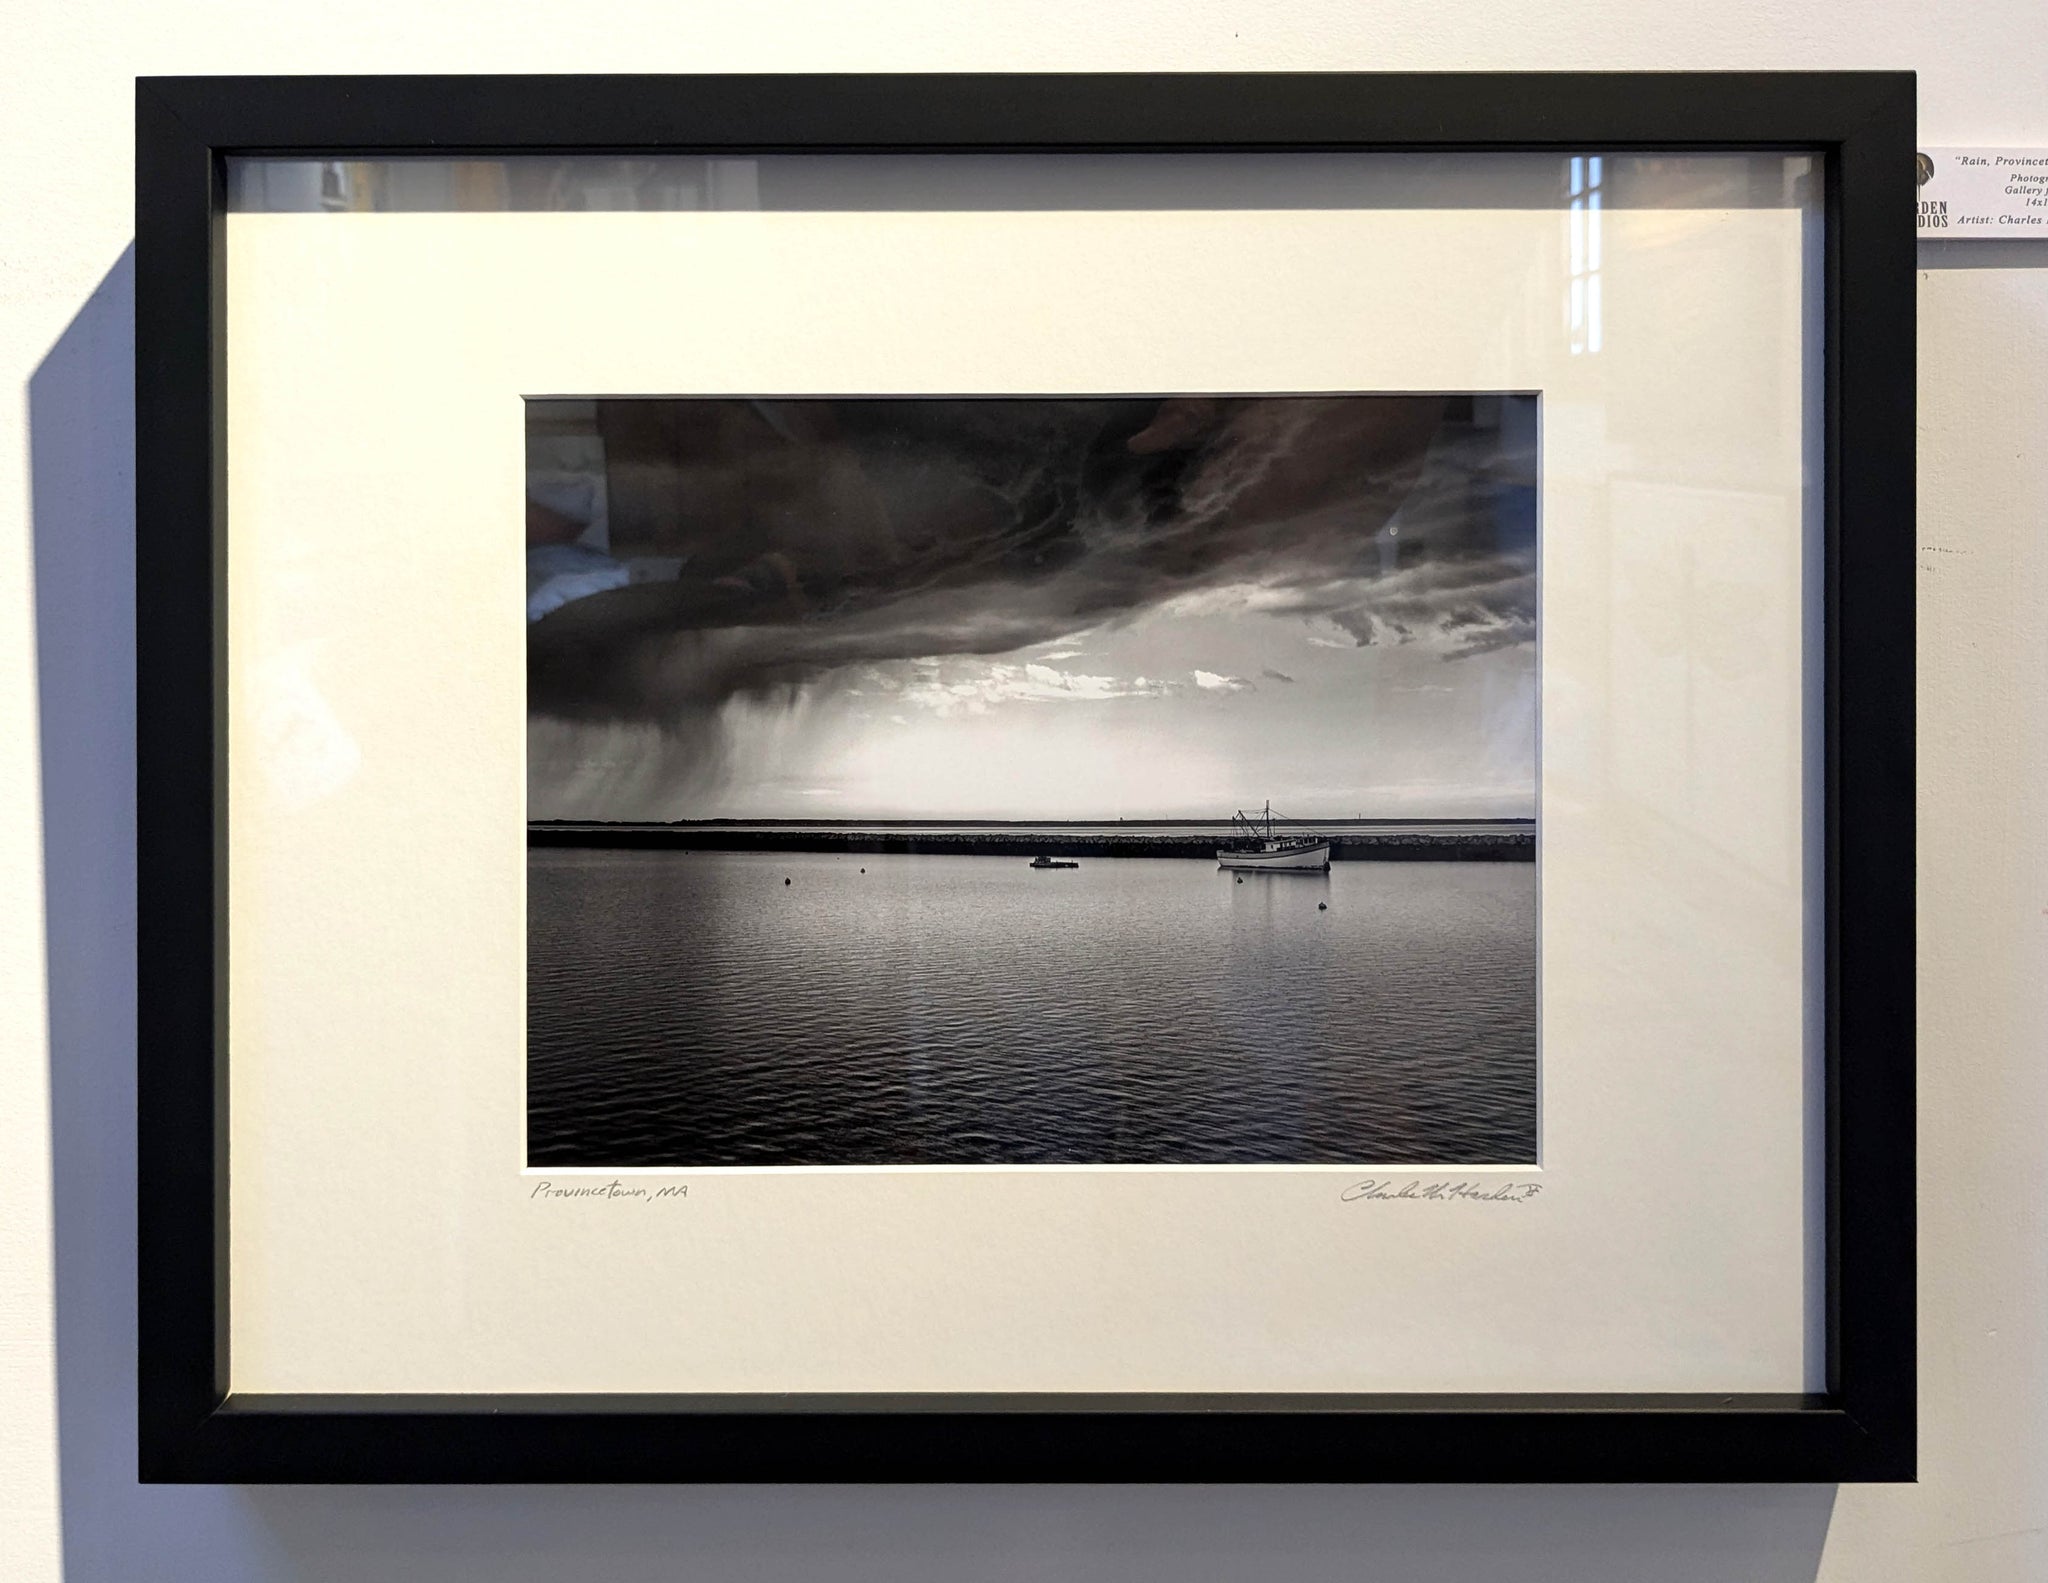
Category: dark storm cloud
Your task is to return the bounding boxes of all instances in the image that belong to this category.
[528,396,1535,741]
[1324,557,1539,657]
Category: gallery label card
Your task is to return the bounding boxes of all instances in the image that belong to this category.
[1917,148,2048,237]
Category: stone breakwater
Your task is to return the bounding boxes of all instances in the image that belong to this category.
[529,825,1535,862]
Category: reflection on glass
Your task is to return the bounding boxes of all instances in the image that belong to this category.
[228,152,1812,217]
[1569,155,1604,355]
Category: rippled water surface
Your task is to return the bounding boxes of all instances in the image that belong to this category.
[529,850,1536,1166]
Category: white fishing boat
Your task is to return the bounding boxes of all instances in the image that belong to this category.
[1216,802,1331,872]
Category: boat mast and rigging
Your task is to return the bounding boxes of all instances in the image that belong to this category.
[1216,801,1332,872]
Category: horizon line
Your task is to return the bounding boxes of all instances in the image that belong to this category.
[529,815,1537,828]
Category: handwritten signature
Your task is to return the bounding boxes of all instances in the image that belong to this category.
[1340,1179,1541,1205]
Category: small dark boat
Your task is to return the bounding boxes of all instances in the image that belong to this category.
[1029,856,1080,870]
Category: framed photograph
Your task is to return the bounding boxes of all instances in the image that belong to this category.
[136,72,1916,1482]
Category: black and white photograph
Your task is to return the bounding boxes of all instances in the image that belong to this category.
[526,393,1538,1167]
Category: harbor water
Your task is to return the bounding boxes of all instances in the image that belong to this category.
[528,848,1537,1167]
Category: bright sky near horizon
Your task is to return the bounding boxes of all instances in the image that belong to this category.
[533,600,1534,821]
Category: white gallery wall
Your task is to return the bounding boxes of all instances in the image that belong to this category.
[1,4,2042,1581]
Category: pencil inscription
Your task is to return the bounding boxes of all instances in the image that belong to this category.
[1339,1179,1541,1205]
[529,1179,689,1203]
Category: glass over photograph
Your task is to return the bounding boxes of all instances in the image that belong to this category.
[526,394,1538,1167]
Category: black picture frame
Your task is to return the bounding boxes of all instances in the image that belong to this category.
[136,71,1916,1484]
